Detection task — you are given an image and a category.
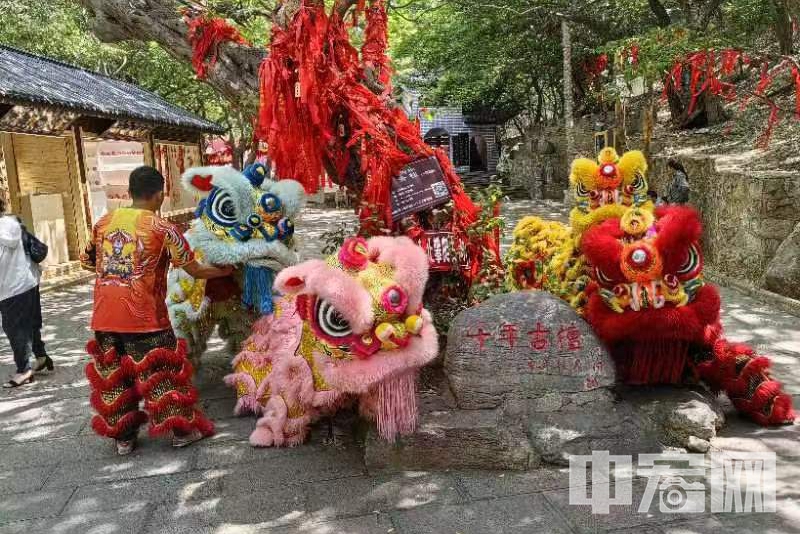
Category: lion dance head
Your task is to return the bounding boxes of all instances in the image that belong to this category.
[227,235,439,447]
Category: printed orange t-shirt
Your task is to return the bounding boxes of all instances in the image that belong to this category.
[81,208,194,333]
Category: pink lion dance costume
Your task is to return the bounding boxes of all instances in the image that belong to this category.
[226,236,439,446]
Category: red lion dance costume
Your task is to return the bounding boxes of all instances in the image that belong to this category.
[507,148,794,426]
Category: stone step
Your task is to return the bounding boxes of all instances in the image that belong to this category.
[40,262,93,293]
[364,368,534,472]
[41,260,83,281]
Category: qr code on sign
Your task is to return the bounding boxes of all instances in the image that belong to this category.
[431,181,449,198]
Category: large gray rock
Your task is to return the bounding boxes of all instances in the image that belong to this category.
[365,292,726,471]
[365,369,534,471]
[445,291,615,410]
[765,221,800,300]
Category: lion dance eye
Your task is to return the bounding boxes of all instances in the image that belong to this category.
[315,298,352,338]
[208,190,238,226]
[677,243,701,276]
[575,181,590,197]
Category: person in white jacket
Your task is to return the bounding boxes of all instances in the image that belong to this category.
[0,197,50,387]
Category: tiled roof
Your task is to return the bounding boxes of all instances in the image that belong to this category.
[0,45,224,133]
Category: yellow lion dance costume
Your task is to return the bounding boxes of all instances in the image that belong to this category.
[506,147,651,312]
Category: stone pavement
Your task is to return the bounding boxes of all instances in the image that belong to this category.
[0,201,798,534]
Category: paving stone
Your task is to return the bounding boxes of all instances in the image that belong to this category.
[202,415,257,444]
[140,484,307,534]
[0,396,88,426]
[0,380,91,404]
[271,514,388,534]
[660,517,726,534]
[456,467,606,500]
[746,425,800,459]
[217,449,366,496]
[0,466,50,496]
[0,488,74,524]
[0,418,85,444]
[193,440,298,469]
[307,472,464,520]
[0,502,151,534]
[199,397,239,421]
[10,431,150,468]
[63,470,225,514]
[710,415,800,457]
[715,512,799,534]
[391,493,573,534]
[542,479,709,534]
[43,448,196,489]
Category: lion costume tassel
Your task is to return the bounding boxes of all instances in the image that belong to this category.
[507,147,794,426]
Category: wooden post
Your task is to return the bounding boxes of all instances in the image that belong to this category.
[614,98,627,152]
[143,132,156,167]
[68,126,92,250]
[642,83,655,159]
[0,133,21,213]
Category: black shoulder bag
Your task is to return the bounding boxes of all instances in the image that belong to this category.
[15,217,48,264]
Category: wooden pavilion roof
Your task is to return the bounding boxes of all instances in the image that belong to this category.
[0,45,224,137]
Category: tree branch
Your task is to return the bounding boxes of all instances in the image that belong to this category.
[697,0,725,31]
[334,0,359,18]
[648,0,672,27]
[77,0,265,107]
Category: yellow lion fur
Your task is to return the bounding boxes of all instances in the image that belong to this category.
[505,148,653,315]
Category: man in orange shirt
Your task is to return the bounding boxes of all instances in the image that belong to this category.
[82,166,232,455]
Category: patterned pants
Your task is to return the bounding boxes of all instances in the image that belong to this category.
[85,330,214,440]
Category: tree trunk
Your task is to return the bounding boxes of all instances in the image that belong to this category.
[648,0,672,27]
[76,0,264,107]
[561,19,575,161]
[642,83,655,159]
[614,98,627,152]
[667,89,727,129]
[696,0,725,31]
[773,0,794,55]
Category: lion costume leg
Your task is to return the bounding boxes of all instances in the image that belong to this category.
[696,337,795,426]
[122,331,215,438]
[86,336,147,440]
[250,356,316,447]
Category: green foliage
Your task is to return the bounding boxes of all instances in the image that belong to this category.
[466,184,507,305]
[0,0,225,122]
[390,0,795,123]
[466,184,505,242]
[320,220,356,256]
[391,1,562,115]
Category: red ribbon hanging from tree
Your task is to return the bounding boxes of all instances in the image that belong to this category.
[661,49,798,147]
[361,0,392,94]
[255,0,497,280]
[186,15,251,79]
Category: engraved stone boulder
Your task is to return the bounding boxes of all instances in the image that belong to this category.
[364,291,725,471]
